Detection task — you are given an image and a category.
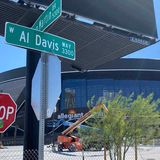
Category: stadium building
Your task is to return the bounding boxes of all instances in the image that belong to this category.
[1,58,160,144]
[0,0,159,147]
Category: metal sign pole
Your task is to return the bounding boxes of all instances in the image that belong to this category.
[38,53,48,160]
[24,50,40,160]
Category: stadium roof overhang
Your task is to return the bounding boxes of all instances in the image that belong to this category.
[0,0,158,71]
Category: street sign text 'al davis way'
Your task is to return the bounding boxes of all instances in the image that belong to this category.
[5,22,75,60]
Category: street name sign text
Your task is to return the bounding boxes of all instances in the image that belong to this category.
[5,22,75,60]
[32,0,62,31]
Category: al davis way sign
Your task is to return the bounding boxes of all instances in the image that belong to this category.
[5,22,75,60]
[0,93,17,133]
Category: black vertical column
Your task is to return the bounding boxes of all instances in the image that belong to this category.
[23,50,40,160]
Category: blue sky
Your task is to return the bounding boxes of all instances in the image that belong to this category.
[0,36,26,73]
[0,0,160,73]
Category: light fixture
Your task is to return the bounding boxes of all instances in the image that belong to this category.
[75,15,94,25]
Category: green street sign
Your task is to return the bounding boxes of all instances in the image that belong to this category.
[32,0,62,31]
[5,22,75,60]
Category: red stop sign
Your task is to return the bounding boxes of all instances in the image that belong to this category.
[0,93,17,133]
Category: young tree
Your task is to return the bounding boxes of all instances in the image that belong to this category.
[128,94,160,160]
[79,93,160,160]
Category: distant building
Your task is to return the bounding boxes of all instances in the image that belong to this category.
[1,58,160,144]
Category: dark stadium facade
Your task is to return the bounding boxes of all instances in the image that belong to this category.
[1,58,160,144]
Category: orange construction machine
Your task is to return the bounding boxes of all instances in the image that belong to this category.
[56,104,108,152]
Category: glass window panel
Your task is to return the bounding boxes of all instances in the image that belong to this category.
[64,88,76,109]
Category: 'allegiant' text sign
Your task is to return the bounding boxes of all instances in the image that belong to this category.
[5,22,75,60]
[32,0,62,31]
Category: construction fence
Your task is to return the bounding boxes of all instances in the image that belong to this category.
[0,141,160,160]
